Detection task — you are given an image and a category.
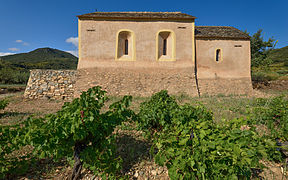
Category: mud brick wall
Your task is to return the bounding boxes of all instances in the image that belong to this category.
[24,69,77,100]
[74,67,199,97]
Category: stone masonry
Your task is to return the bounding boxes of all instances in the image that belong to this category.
[24,68,253,100]
[197,78,253,96]
[74,67,199,97]
[24,69,77,100]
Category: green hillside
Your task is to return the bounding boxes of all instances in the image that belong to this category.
[0,48,78,69]
[268,46,288,63]
[0,48,78,84]
[252,45,288,85]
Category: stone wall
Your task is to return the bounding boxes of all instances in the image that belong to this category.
[74,67,199,97]
[24,69,77,100]
[24,69,253,100]
[198,77,253,96]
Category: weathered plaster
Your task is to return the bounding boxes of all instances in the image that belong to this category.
[196,39,251,79]
[78,20,195,69]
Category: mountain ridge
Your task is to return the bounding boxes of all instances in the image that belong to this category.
[0,47,78,64]
[0,48,78,84]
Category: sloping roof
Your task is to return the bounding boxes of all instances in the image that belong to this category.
[195,26,250,40]
[77,12,196,21]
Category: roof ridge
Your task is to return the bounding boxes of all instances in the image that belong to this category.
[78,11,196,20]
[91,11,183,13]
[196,26,235,28]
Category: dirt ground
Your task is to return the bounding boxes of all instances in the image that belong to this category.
[0,93,65,125]
[1,81,288,179]
[253,80,288,93]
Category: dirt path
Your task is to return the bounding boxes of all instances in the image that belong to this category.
[0,92,21,99]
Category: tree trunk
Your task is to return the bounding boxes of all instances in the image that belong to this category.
[70,142,84,180]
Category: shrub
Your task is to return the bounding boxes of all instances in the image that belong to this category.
[154,116,275,179]
[248,96,288,141]
[277,69,288,75]
[137,91,280,179]
[137,90,178,133]
[0,86,133,179]
[0,68,29,84]
[0,99,8,110]
[0,115,32,179]
[251,71,278,84]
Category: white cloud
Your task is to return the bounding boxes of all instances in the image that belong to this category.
[8,48,19,52]
[66,50,78,57]
[66,37,79,57]
[0,52,15,56]
[16,39,29,46]
[66,37,78,47]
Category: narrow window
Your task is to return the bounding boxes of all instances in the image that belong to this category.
[124,39,129,55]
[116,30,135,61]
[216,49,221,62]
[157,30,175,61]
[163,39,167,56]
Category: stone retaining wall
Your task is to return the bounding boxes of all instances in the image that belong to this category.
[24,69,77,100]
[198,78,253,96]
[24,69,253,100]
[74,67,199,97]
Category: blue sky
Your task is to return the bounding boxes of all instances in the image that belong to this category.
[0,0,287,57]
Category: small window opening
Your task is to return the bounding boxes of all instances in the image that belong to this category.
[124,39,128,55]
[116,30,135,60]
[163,39,167,56]
[216,49,221,62]
[157,30,175,61]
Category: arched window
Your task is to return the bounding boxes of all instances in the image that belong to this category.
[115,30,135,61]
[156,30,176,61]
[215,49,222,62]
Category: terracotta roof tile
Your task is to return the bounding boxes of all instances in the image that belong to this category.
[195,26,250,40]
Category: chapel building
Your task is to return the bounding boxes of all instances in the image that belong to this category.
[75,12,252,97]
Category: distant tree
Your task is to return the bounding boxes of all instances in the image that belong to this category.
[245,29,277,67]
